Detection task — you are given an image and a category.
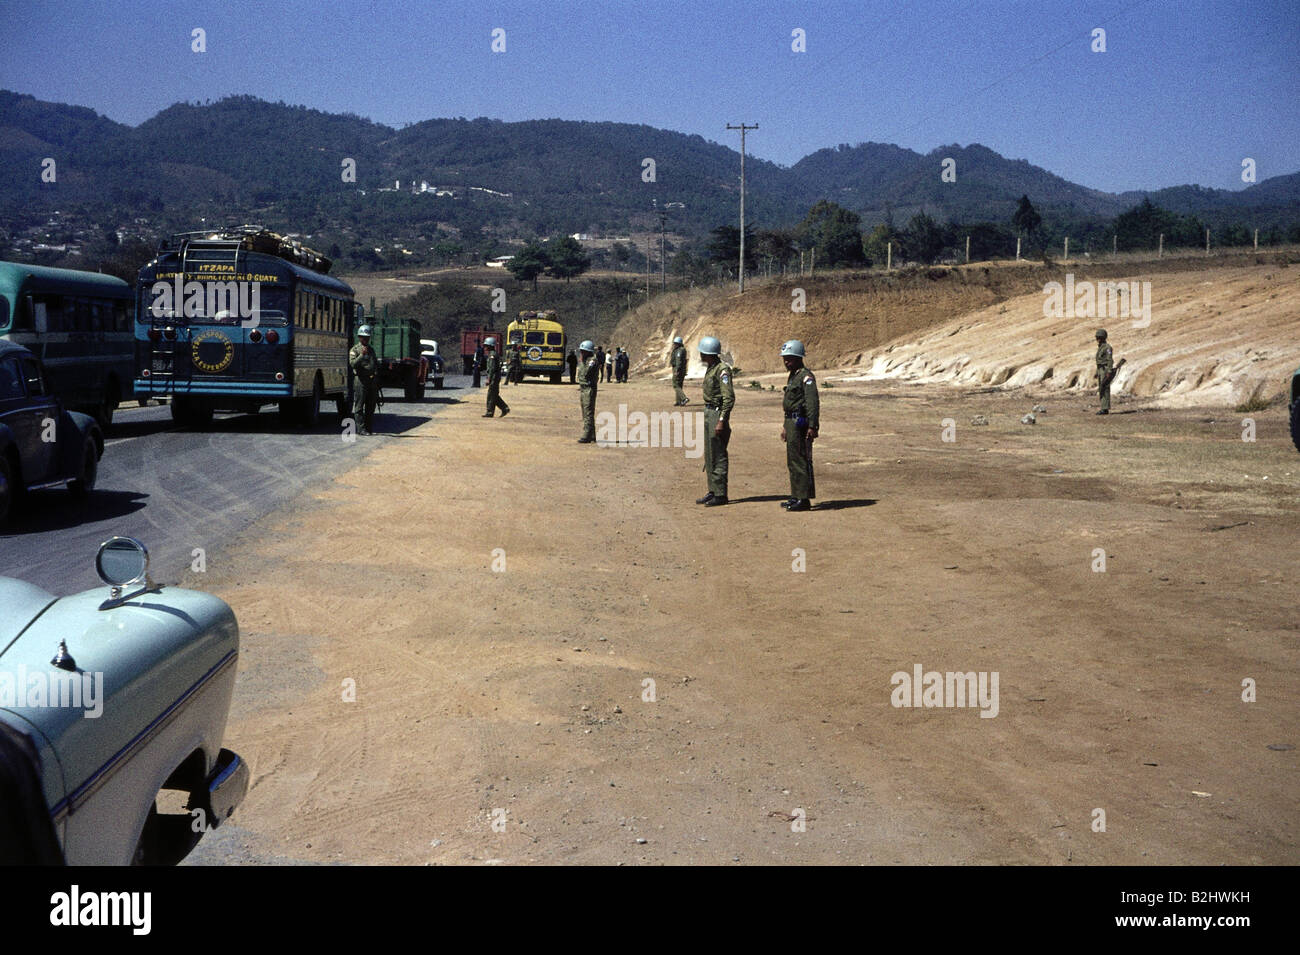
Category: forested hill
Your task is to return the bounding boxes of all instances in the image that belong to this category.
[3,90,1297,245]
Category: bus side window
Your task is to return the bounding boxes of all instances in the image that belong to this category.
[15,295,34,331]
[74,298,92,333]
[32,298,49,333]
[114,301,129,332]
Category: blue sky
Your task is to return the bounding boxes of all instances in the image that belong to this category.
[2,0,1297,192]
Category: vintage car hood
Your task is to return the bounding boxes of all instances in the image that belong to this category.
[0,583,238,818]
[0,577,58,648]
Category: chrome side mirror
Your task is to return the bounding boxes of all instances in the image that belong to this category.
[96,537,157,609]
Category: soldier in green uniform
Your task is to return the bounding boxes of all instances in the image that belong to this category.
[779,340,819,511]
[696,335,734,506]
[576,340,599,443]
[508,344,523,385]
[349,324,378,435]
[670,335,689,406]
[482,338,510,418]
[1095,328,1113,415]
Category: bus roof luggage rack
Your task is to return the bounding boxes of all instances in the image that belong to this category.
[160,227,333,275]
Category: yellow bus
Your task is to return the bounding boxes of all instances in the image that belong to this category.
[506,311,566,383]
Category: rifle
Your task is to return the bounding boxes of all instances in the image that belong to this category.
[1101,357,1127,390]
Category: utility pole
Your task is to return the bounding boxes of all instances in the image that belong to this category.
[726,122,758,292]
[657,204,668,291]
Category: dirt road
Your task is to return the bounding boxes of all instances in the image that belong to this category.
[195,373,1298,865]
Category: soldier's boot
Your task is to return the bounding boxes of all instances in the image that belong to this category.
[577,436,595,444]
[695,492,715,505]
[786,499,811,512]
[780,497,799,509]
[1096,409,1109,415]
[704,495,728,507]
[500,406,510,417]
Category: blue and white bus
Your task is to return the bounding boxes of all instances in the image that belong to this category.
[0,261,134,426]
[134,230,355,427]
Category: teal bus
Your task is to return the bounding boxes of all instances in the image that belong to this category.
[0,261,134,426]
[134,229,356,427]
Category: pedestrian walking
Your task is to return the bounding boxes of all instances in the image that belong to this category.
[349,324,379,435]
[577,340,599,443]
[472,343,483,388]
[567,349,578,384]
[482,337,510,418]
[696,336,734,506]
[605,346,615,383]
[779,340,819,512]
[670,335,689,405]
[595,345,606,383]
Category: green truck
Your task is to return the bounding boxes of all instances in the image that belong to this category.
[366,304,428,402]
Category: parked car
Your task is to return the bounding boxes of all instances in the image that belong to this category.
[421,339,445,389]
[0,537,248,864]
[0,340,102,526]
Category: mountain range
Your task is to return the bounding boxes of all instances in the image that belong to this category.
[2,90,1297,250]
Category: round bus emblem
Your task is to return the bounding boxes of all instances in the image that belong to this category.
[192,331,234,373]
[527,346,542,362]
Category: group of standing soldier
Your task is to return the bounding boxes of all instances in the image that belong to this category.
[576,332,818,512]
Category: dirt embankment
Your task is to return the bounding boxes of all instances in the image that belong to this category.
[615,251,1300,408]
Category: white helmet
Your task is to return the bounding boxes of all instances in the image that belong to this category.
[698,336,721,356]
[357,325,372,337]
[780,339,805,358]
[672,335,683,345]
[579,340,595,353]
[484,337,497,348]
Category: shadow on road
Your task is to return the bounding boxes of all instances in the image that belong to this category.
[729,494,794,504]
[812,499,878,510]
[106,416,179,440]
[0,489,149,536]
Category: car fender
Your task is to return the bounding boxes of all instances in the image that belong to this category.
[55,410,102,479]
[2,588,239,864]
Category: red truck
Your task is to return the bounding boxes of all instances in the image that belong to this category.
[461,327,505,375]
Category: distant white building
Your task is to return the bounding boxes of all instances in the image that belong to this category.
[570,233,591,241]
[486,255,515,268]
